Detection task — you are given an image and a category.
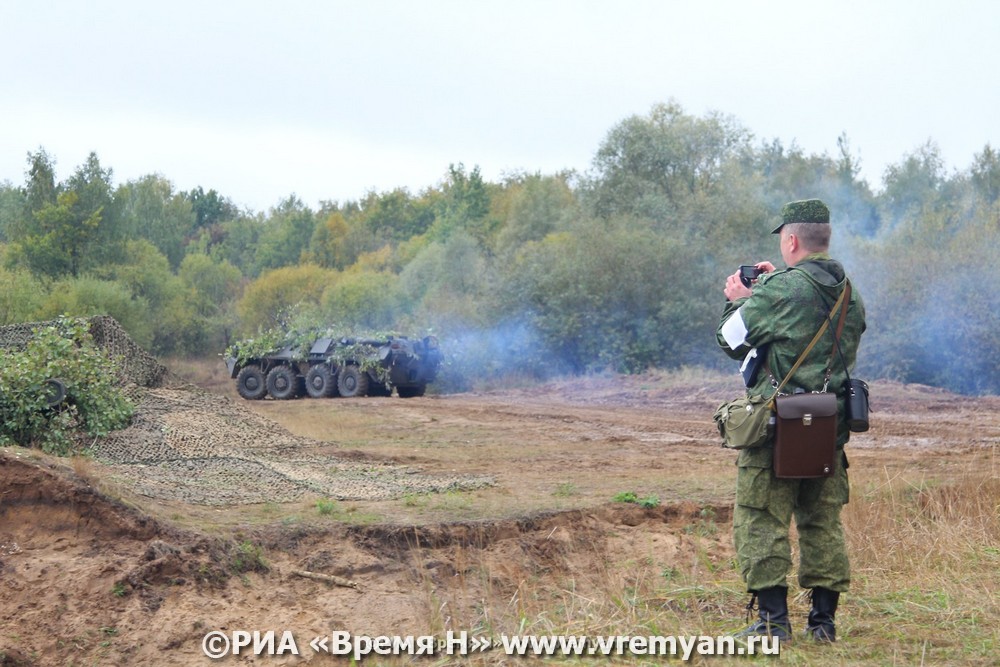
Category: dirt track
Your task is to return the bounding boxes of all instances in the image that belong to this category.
[1,367,999,665]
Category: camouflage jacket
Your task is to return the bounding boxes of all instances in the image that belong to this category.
[716,253,867,446]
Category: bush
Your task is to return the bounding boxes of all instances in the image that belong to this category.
[35,275,153,350]
[230,541,269,574]
[0,317,134,455]
[236,264,338,333]
[320,269,402,329]
[0,266,48,325]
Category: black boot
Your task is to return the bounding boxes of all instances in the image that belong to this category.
[733,587,792,641]
[805,587,840,642]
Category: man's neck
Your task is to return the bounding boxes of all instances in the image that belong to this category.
[789,250,830,267]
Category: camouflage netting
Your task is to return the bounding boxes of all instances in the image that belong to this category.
[0,315,167,389]
[1,316,493,505]
[87,315,169,388]
[93,386,494,505]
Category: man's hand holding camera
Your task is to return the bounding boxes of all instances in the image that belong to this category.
[724,262,776,301]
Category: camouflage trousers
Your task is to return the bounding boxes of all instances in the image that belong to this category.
[733,446,850,592]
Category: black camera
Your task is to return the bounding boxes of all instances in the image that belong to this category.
[739,264,763,288]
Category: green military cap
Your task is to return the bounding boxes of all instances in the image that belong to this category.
[771,199,830,233]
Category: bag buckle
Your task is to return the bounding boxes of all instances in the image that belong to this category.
[803,413,813,426]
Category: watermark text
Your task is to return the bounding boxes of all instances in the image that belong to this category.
[201,629,779,660]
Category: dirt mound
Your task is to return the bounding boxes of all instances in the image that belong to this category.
[1,451,287,664]
[0,447,733,666]
[0,450,164,542]
[347,500,732,551]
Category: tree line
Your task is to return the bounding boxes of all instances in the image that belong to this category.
[2,101,998,394]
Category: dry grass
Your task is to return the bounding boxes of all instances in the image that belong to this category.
[837,450,1000,665]
[616,448,1000,666]
[161,355,237,397]
[386,469,1000,665]
[386,451,1000,666]
[153,358,1000,664]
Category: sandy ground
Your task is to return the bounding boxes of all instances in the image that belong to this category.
[1,369,998,666]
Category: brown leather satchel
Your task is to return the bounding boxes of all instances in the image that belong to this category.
[767,282,852,479]
[773,392,837,478]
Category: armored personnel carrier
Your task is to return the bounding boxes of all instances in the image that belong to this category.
[225,334,442,400]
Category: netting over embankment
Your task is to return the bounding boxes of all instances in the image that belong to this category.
[0,317,493,505]
[0,315,167,389]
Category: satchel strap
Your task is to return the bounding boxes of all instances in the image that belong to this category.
[822,279,857,388]
[833,281,851,341]
[766,284,849,406]
[821,281,852,390]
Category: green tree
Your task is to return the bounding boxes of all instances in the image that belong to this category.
[64,152,125,268]
[341,188,438,264]
[970,144,1000,205]
[35,275,153,349]
[500,218,700,373]
[304,211,350,269]
[236,264,337,332]
[94,240,176,310]
[585,100,752,220]
[180,253,242,313]
[118,175,197,269]
[10,190,100,277]
[361,188,436,242]
[428,164,494,243]
[8,152,119,278]
[186,186,239,229]
[320,269,402,329]
[399,231,491,328]
[193,212,264,277]
[254,196,318,272]
[0,267,48,324]
[179,253,243,351]
[92,240,204,355]
[6,150,59,271]
[879,141,947,227]
[0,182,26,242]
[494,173,578,256]
[22,149,58,224]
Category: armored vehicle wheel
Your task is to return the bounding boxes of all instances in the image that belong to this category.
[337,364,369,397]
[397,384,426,398]
[305,364,338,398]
[266,365,300,400]
[236,365,268,400]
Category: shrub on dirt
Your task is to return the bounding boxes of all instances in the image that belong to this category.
[612,490,660,508]
[0,317,134,455]
[230,541,269,574]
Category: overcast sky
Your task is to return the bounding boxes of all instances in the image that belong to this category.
[2,0,998,213]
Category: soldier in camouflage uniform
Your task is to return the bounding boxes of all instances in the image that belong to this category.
[716,199,866,642]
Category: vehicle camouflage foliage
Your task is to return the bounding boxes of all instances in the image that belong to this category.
[224,326,442,400]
